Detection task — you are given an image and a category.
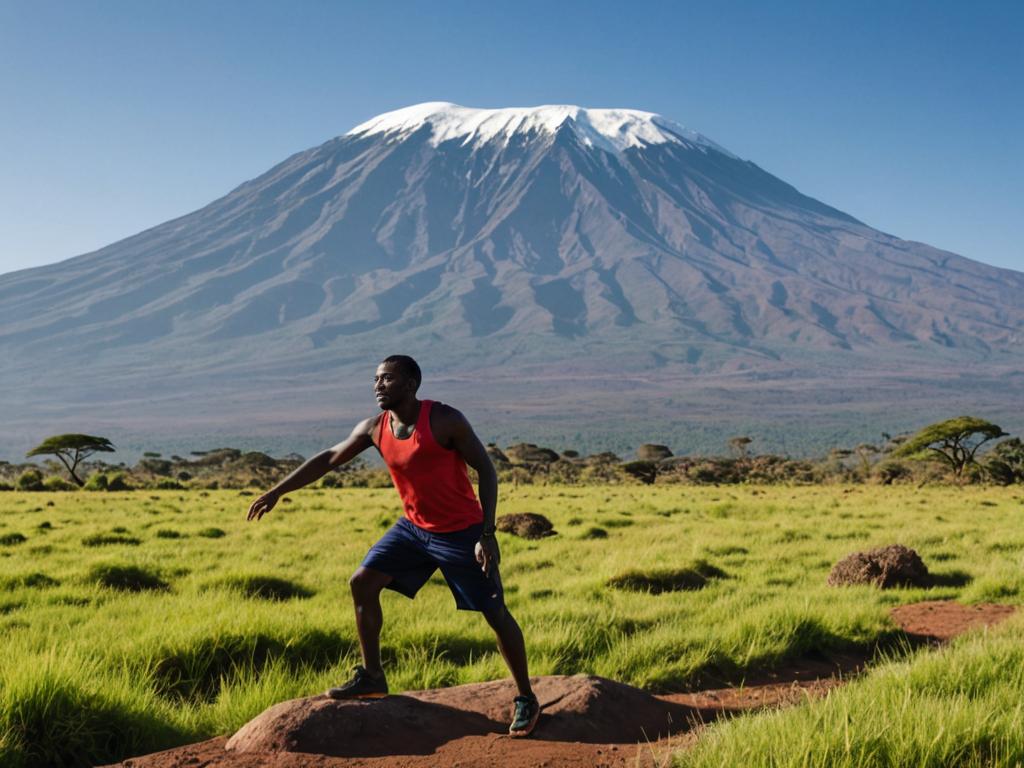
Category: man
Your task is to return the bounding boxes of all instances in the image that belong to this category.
[246,355,540,737]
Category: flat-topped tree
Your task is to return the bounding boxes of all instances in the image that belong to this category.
[893,417,1007,479]
[26,434,115,487]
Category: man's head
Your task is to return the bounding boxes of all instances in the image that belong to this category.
[374,355,421,410]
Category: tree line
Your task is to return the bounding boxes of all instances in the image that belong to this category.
[3,416,1023,491]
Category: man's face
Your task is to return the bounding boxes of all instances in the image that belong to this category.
[374,362,413,410]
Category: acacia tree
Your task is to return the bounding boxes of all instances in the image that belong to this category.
[893,417,1007,479]
[26,434,115,487]
[728,436,753,458]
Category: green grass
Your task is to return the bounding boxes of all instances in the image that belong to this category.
[0,485,1021,766]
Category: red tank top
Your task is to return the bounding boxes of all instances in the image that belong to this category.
[377,400,484,532]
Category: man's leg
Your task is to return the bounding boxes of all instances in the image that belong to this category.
[484,605,533,697]
[349,566,393,676]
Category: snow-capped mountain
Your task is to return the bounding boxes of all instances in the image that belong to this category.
[2,103,1022,457]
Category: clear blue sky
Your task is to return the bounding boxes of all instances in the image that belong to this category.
[1,0,1021,275]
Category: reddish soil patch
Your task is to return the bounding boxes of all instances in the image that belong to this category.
[106,601,1017,768]
[890,599,1016,643]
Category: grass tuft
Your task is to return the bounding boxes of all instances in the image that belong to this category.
[0,533,27,546]
[89,564,169,592]
[209,575,314,601]
[81,533,142,547]
[608,560,727,594]
[0,572,60,590]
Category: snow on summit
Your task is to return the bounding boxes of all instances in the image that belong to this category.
[348,102,736,156]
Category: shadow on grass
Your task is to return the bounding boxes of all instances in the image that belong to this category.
[926,570,973,588]
[3,676,190,768]
[608,560,728,594]
[90,564,169,592]
[207,574,314,601]
[152,629,358,701]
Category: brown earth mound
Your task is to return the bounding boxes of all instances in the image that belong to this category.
[227,675,698,757]
[226,695,495,757]
[496,513,555,539]
[827,544,928,588]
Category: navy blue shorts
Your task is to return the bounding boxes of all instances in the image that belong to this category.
[361,517,504,612]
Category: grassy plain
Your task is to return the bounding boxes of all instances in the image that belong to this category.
[0,484,1022,767]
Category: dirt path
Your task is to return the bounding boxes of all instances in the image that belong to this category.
[107,601,1015,768]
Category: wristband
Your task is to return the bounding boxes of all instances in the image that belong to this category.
[481,529,496,538]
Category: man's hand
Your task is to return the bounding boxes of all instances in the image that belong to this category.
[475,534,500,577]
[247,490,280,521]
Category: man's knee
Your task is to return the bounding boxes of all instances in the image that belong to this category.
[483,604,511,630]
[349,567,389,599]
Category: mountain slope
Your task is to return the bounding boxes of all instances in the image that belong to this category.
[2,103,1022,458]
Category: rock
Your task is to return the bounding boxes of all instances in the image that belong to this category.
[496,513,556,539]
[827,544,929,588]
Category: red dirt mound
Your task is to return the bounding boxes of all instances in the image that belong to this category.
[225,695,496,757]
[827,544,928,588]
[227,676,699,756]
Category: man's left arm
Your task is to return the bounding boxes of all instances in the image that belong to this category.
[445,408,499,575]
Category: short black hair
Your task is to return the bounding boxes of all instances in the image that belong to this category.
[381,355,422,389]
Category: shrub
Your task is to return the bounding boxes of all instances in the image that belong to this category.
[581,526,608,539]
[196,527,226,538]
[83,473,109,491]
[0,532,27,546]
[154,529,183,539]
[42,476,77,491]
[106,473,132,491]
[154,478,184,490]
[637,444,673,461]
[89,564,168,592]
[873,460,915,485]
[16,469,44,491]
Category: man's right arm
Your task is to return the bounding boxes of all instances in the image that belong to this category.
[246,415,377,521]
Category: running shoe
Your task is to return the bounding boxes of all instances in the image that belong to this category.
[326,666,388,699]
[508,693,540,737]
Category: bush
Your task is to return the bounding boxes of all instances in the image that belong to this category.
[106,473,132,491]
[873,460,915,485]
[42,476,77,491]
[16,469,44,492]
[154,478,184,490]
[83,473,109,491]
[196,527,226,538]
[0,532,27,546]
